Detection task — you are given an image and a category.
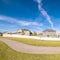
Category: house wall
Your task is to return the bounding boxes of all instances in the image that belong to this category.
[39,31,58,38]
[17,30,22,32]
[58,34,60,38]
[24,31,30,36]
[43,31,57,37]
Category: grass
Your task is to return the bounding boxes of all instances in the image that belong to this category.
[3,37,60,47]
[0,36,3,38]
[1,41,60,60]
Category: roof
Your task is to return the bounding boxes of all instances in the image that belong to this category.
[18,29,30,32]
[43,29,56,32]
[22,29,30,31]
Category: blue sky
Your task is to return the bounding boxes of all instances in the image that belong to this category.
[0,0,60,32]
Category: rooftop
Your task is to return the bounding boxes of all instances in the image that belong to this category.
[43,29,56,32]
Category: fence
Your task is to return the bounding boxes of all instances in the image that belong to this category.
[3,34,60,41]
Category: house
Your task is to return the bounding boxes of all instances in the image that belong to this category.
[58,33,60,38]
[17,29,32,36]
[39,29,57,37]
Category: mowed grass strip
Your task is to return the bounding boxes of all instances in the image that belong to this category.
[1,41,60,60]
[4,37,60,46]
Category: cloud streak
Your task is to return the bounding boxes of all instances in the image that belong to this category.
[34,0,53,28]
[0,15,43,26]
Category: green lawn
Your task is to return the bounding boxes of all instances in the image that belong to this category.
[4,37,60,46]
[0,36,3,38]
[0,41,60,60]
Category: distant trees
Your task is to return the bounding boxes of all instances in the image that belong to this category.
[0,32,3,36]
[32,32,37,36]
[21,30,25,35]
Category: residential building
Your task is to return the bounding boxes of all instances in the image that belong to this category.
[39,29,57,37]
[17,29,32,36]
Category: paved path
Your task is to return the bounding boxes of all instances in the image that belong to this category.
[1,38,60,54]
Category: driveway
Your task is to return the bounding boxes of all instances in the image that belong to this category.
[0,38,60,54]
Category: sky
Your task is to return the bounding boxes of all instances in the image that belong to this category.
[0,0,60,32]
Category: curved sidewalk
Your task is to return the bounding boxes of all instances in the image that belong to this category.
[0,38,60,54]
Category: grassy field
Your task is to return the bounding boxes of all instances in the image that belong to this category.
[0,36,3,38]
[3,37,60,47]
[1,41,60,60]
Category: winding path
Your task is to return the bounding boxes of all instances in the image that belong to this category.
[0,38,60,54]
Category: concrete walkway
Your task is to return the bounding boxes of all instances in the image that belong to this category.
[0,38,60,54]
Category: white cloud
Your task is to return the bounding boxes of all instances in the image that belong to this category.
[34,0,53,28]
[0,15,43,26]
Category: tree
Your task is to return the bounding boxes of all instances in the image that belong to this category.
[21,30,25,35]
[32,32,37,36]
